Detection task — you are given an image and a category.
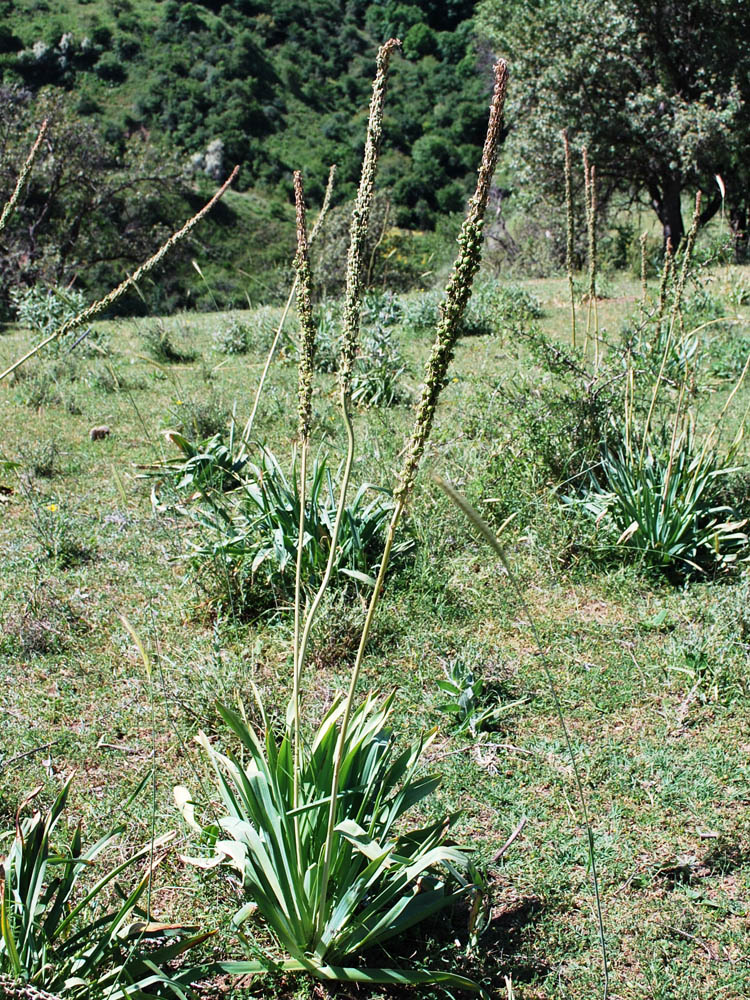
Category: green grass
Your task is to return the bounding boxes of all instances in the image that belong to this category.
[1,265,750,998]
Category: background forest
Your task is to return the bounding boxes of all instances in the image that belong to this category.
[2,0,748,318]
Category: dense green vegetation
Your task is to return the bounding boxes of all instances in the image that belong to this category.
[0,1,494,314]
[2,6,750,998]
[3,0,485,220]
[2,260,750,999]
[478,0,750,253]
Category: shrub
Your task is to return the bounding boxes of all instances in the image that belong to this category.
[10,283,87,336]
[623,306,702,382]
[310,304,342,373]
[213,316,252,355]
[706,333,750,380]
[401,288,441,332]
[361,289,402,328]
[184,446,412,607]
[569,432,748,577]
[402,279,541,339]
[139,318,198,363]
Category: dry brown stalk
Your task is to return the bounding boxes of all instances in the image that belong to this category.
[562,128,576,348]
[0,120,48,237]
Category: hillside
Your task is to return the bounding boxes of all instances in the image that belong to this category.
[1,1,489,225]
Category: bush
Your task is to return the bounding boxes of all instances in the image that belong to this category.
[402,279,541,339]
[183,446,413,610]
[309,303,342,373]
[10,284,87,338]
[707,333,750,380]
[568,432,748,577]
[213,316,253,355]
[139,319,198,363]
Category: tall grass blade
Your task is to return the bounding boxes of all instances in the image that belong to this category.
[434,474,609,1000]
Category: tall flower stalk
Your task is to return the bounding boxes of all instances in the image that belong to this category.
[315,58,509,940]
[562,129,576,348]
[582,149,599,366]
[0,166,239,383]
[640,193,702,464]
[293,39,400,690]
[291,171,316,843]
[240,163,336,452]
[0,119,47,237]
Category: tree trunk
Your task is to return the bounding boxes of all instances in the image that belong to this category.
[652,174,684,250]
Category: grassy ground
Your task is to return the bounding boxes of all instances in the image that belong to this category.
[1,263,750,999]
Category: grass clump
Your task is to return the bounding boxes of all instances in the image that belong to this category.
[169,393,228,440]
[140,318,198,364]
[183,446,410,609]
[19,438,61,479]
[571,431,748,577]
[29,499,95,569]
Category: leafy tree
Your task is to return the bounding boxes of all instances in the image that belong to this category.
[0,88,189,315]
[477,0,750,250]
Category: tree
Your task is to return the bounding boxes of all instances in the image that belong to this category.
[0,87,189,315]
[476,0,750,250]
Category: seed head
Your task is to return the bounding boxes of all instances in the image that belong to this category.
[395,60,509,507]
[293,170,316,443]
[340,38,401,395]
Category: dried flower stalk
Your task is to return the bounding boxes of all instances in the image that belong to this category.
[291,170,317,843]
[563,128,577,348]
[294,171,316,444]
[0,166,239,383]
[0,119,48,237]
